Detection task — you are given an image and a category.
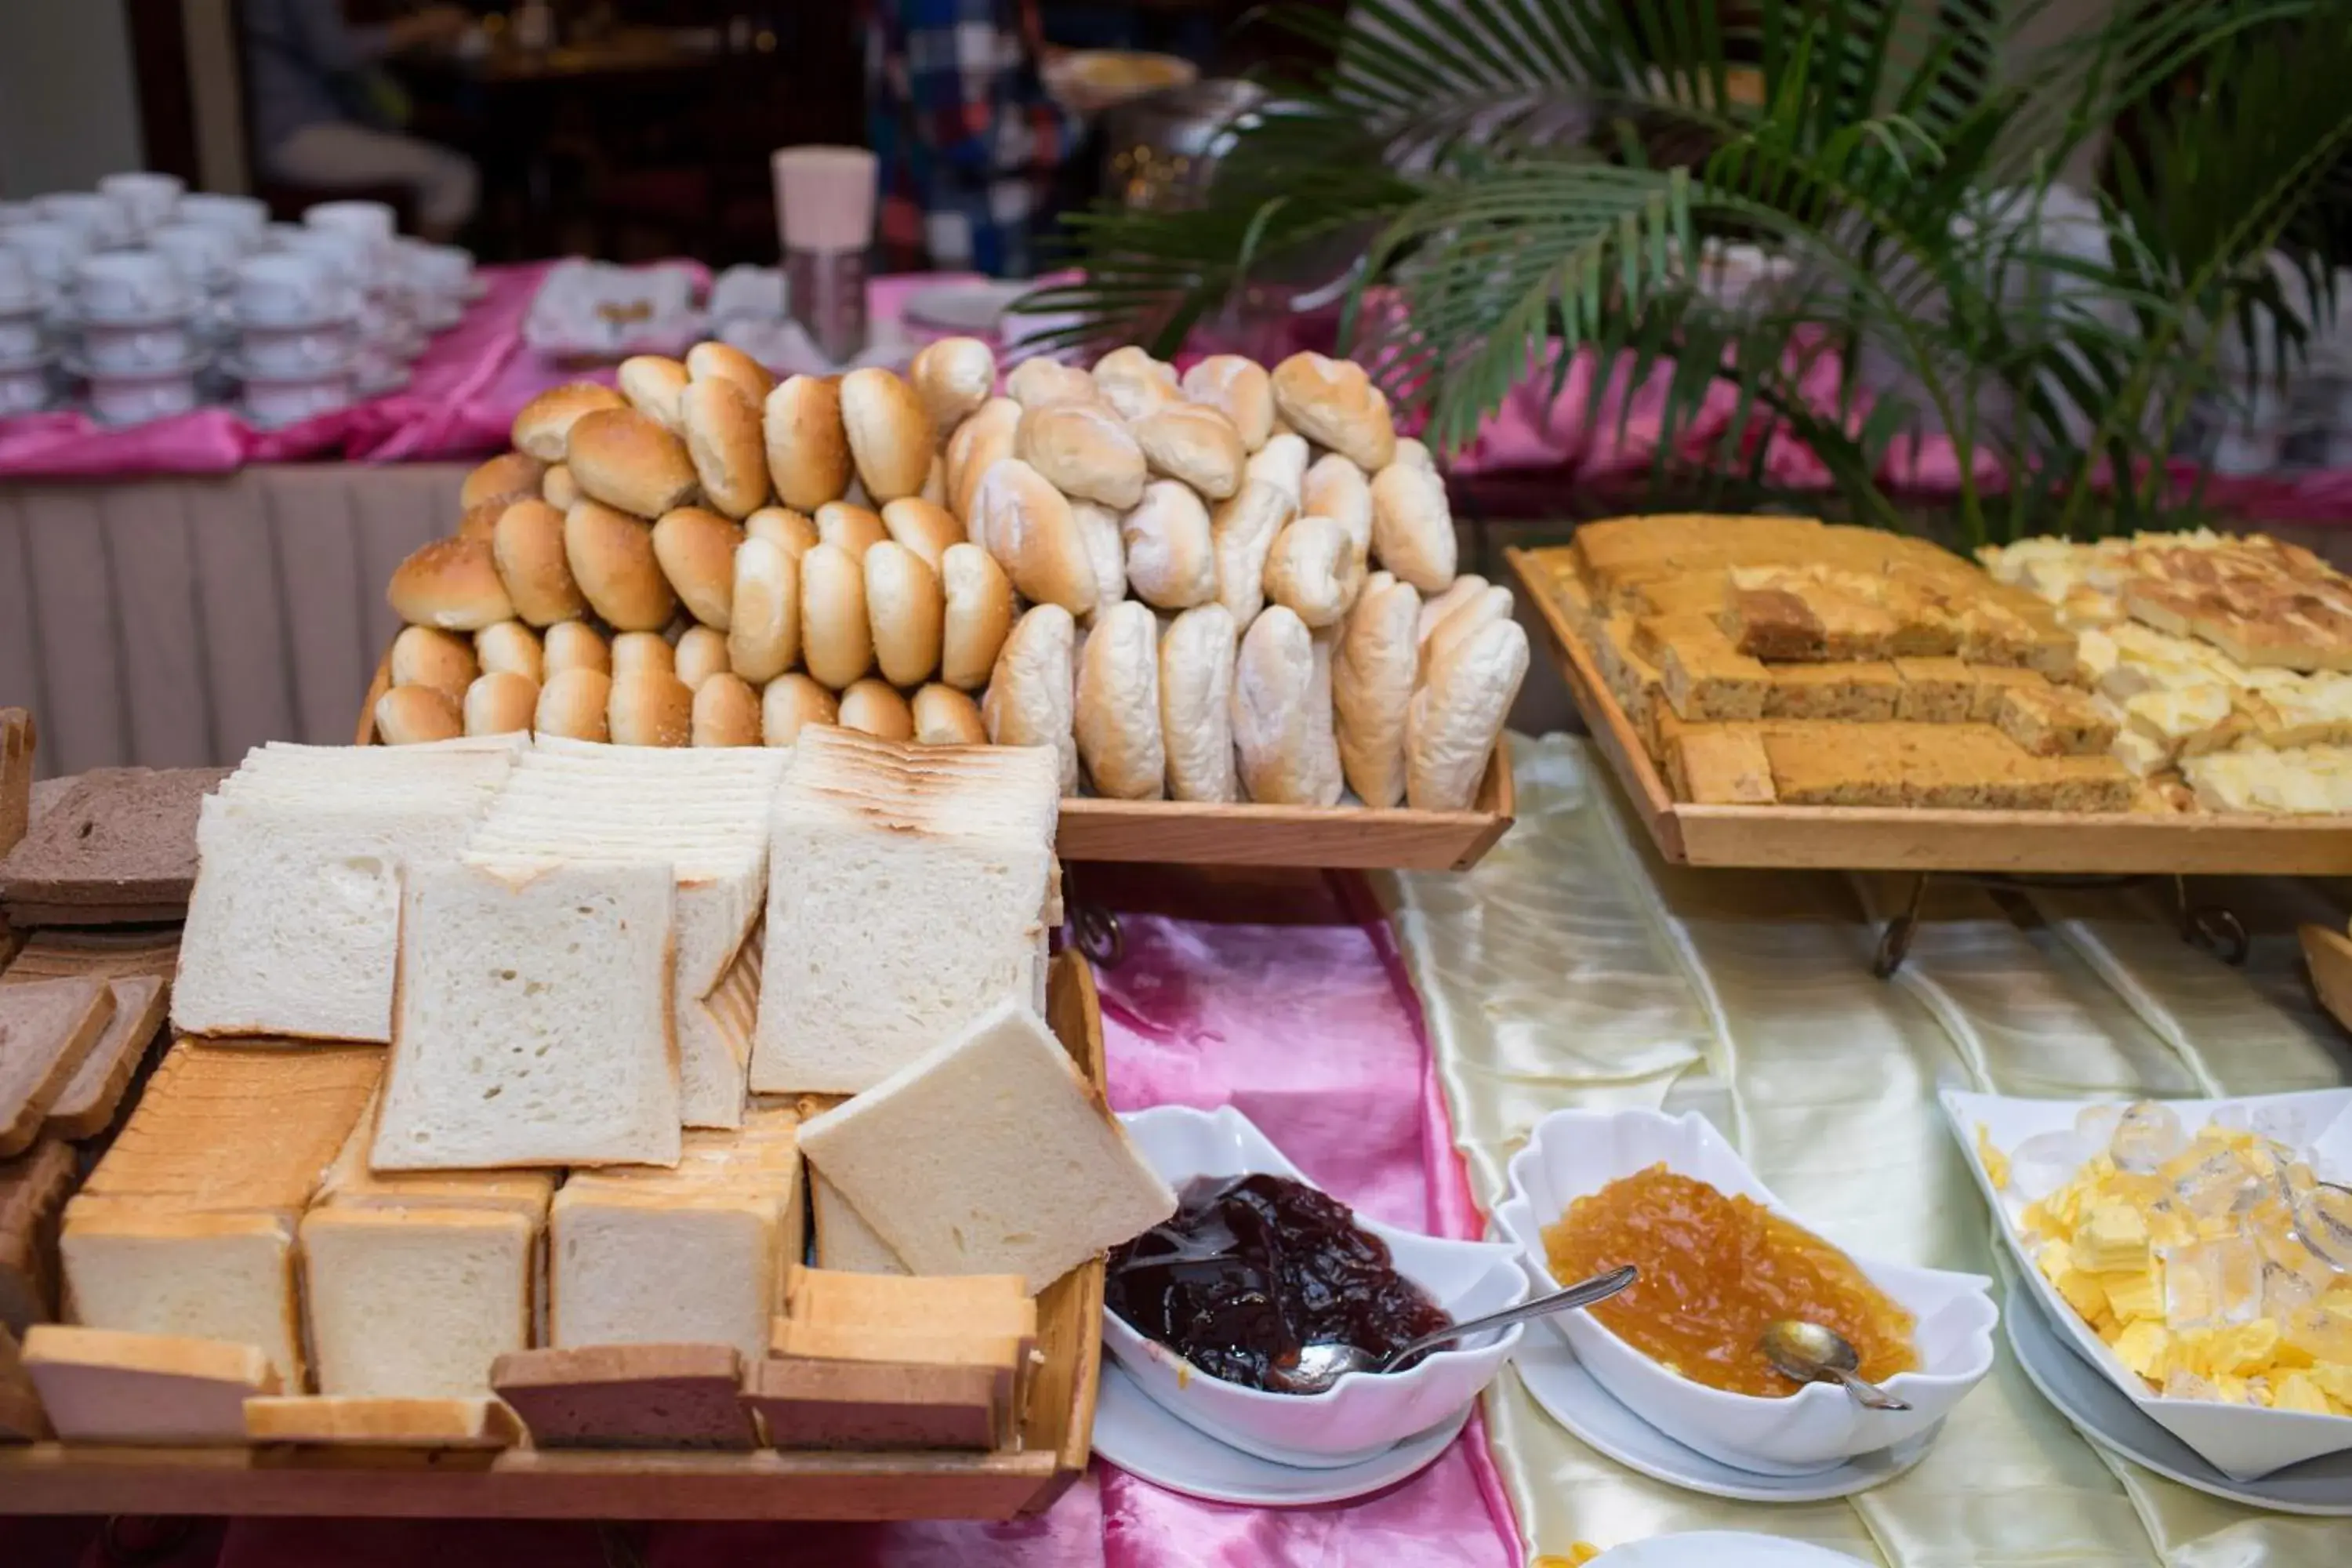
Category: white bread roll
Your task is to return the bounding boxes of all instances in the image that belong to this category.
[535,667,612,740]
[540,463,582,510]
[460,451,546,511]
[388,537,514,632]
[691,671,762,746]
[565,408,701,518]
[760,673,837,746]
[1426,585,1514,669]
[911,683,986,745]
[564,501,677,631]
[1395,436,1436,471]
[939,541,1014,691]
[799,541,873,689]
[686,340,774,401]
[1074,601,1164,799]
[909,337,997,434]
[1131,403,1245,500]
[674,624,732,690]
[1180,355,1275,452]
[1072,502,1127,619]
[838,678,915,741]
[512,382,626,462]
[1120,480,1216,611]
[680,377,769,518]
[609,630,676,681]
[608,669,694,746]
[376,682,464,745]
[921,452,947,507]
[1006,357,1100,411]
[1159,604,1239,802]
[543,620,610,677]
[726,536,798,683]
[1262,515,1355,629]
[865,540,944,687]
[982,604,1079,793]
[1243,431,1308,513]
[1015,403,1146,510]
[1416,575,1489,645]
[763,375,854,511]
[815,501,887,559]
[880,497,964,573]
[474,620,544,682]
[390,625,477,701]
[650,506,743,630]
[616,354,690,432]
[1370,461,1457,592]
[946,397,1022,526]
[971,457,1097,615]
[1092,346,1180,421]
[1334,572,1419,808]
[463,670,539,737]
[1210,481,1292,626]
[492,498,589,626]
[1232,606,1341,805]
[1303,454,1373,568]
[745,505,818,561]
[1271,352,1397,471]
[840,367,934,503]
[1406,618,1527,810]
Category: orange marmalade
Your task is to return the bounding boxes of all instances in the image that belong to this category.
[1541,1165,1918,1397]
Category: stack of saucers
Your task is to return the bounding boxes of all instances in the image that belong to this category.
[222,249,358,428]
[395,237,476,333]
[0,246,53,415]
[59,249,211,426]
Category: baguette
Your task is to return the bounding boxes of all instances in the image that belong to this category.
[687,340,774,401]
[460,452,546,512]
[1369,461,1457,591]
[1179,355,1274,451]
[543,620,610,676]
[1132,403,1244,500]
[376,684,464,746]
[1243,431,1308,512]
[390,625,478,702]
[388,538,514,631]
[1092,345,1180,421]
[760,674,837,746]
[945,397,1022,526]
[911,684,985,745]
[652,506,743,629]
[540,463,582,510]
[1016,403,1146,510]
[535,668,612,740]
[1210,481,1292,626]
[971,458,1097,615]
[566,408,701,518]
[1262,514,1355,629]
[608,670,694,747]
[800,541,873,689]
[1406,618,1527,810]
[1005,357,1100,411]
[674,625,731,690]
[474,621,543,681]
[763,375,855,511]
[609,630,675,681]
[880,498,964,573]
[1271,352,1396,471]
[840,368,934,504]
[492,498,588,626]
[617,354,690,431]
[1120,480,1215,609]
[939,542,1014,691]
[815,501,888,560]
[982,604,1079,793]
[1075,601,1163,798]
[463,671,539,737]
[727,536,799,684]
[1160,604,1239,801]
[681,377,769,519]
[1073,501,1127,620]
[1334,572,1420,807]
[746,505,819,561]
[909,337,996,434]
[1303,454,1373,572]
[1232,606,1341,804]
[564,501,678,631]
[692,673,763,746]
[866,541,945,687]
[513,382,626,462]
[838,679,915,741]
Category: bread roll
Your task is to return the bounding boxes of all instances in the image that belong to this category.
[567,408,701,518]
[1303,454,1373,565]
[487,499,586,627]
[838,678,915,741]
[760,673,837,746]
[1017,403,1146,510]
[1006,357,1100,411]
[1394,436,1436,472]
[1334,572,1419,808]
[920,452,946,507]
[982,604,1078,793]
[475,620,544,682]
[647,506,742,630]
[1159,604,1239,802]
[617,354,690,432]
[1416,575,1489,645]
[840,368,934,503]
[1370,461,1457,591]
[727,536,799,684]
[1209,481,1291,626]
[1072,502,1127,619]
[1243,432,1308,512]
[1092,346,1180,421]
[680,377,769,518]
[800,541,873,688]
[691,671,762,746]
[880,497,964,573]
[939,542,1014,691]
[1262,515,1355,629]
[815,502,887,559]
[971,458,1097,615]
[865,540,944,687]
[388,537,514,631]
[674,624,732,690]
[763,375,854,511]
[1121,481,1217,612]
[460,451,546,511]
[686,340,774,402]
[390,625,477,700]
[1426,585,1514,669]
[456,498,505,542]
[1074,601,1163,798]
[745,505,818,561]
[1132,403,1244,500]
[946,397,1022,527]
[909,337,996,434]
[513,383,626,462]
[911,683,985,745]
[564,501,677,630]
[541,461,583,510]
[1406,618,1527,810]
[608,669,693,746]
[463,670,539,737]
[543,620,610,676]
[1232,606,1341,805]
[610,630,675,681]
[1180,356,1275,452]
[376,683,464,746]
[535,667,612,741]
[1271,352,1397,471]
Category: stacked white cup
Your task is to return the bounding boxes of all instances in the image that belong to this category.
[34,192,137,249]
[0,247,51,415]
[225,249,358,426]
[395,237,476,332]
[61,249,209,424]
[97,172,186,237]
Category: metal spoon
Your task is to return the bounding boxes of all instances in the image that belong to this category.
[1758,1319,1912,1410]
[1276,1265,1639,1395]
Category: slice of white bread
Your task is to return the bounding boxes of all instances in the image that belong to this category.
[810,1168,908,1274]
[244,1395,522,1449]
[373,859,680,1170]
[798,997,1174,1292]
[299,1206,535,1397]
[57,1207,304,1384]
[550,1188,783,1362]
[22,1324,278,1444]
[317,1094,557,1219]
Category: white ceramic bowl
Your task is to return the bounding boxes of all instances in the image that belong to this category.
[1104,1105,1529,1468]
[1496,1109,1998,1475]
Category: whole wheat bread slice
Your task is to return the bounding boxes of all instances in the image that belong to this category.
[0,768,231,912]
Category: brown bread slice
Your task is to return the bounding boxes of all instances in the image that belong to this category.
[745,1357,999,1450]
[44,976,169,1140]
[492,1343,757,1450]
[0,1141,78,1334]
[0,1325,45,1441]
[0,978,116,1157]
[0,767,231,911]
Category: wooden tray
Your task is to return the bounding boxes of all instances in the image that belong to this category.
[2299,924,2352,1037]
[1508,546,2352,875]
[0,953,1106,1522]
[355,653,1515,872]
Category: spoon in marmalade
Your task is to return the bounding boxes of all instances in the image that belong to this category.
[1759,1319,1912,1410]
[1277,1265,1639,1394]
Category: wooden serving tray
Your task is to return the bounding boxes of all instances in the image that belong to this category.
[1508,546,2352,875]
[0,954,1107,1522]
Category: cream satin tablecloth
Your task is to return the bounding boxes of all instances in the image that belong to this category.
[1380,734,2352,1567]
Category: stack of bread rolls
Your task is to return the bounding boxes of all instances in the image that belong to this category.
[378,336,1523,811]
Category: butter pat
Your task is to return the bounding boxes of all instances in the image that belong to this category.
[2072,1202,2150,1275]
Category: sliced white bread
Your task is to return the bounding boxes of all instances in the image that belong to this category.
[810,1168,909,1274]
[57,1207,305,1385]
[299,1205,536,1397]
[244,1395,522,1449]
[549,1188,784,1362]
[22,1324,278,1445]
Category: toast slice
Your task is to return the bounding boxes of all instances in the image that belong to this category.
[22,1324,278,1445]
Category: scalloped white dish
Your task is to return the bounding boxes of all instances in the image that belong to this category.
[1496,1108,1997,1475]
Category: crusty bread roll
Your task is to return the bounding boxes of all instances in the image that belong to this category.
[946,396,1022,518]
[376,683,464,745]
[745,505,818,561]
[1180,355,1276,452]
[1406,617,1526,810]
[609,630,676,681]
[456,499,505,542]
[650,506,742,630]
[567,408,701,518]
[1074,601,1164,799]
[535,667,612,741]
[691,671,762,746]
[686,340,774,402]
[726,536,798,684]
[1303,454,1373,568]
[543,620,610,677]
[760,673,837,746]
[799,541,873,688]
[1120,480,1216,610]
[1132,403,1245,500]
[1425,585,1514,669]
[460,451,546,511]
[1209,481,1292,626]
[1072,502,1127,620]
[1006,357,1101,411]
[681,376,769,519]
[1159,604,1239,802]
[1370,461,1458,592]
[909,337,996,434]
[840,367,934,504]
[1334,572,1420,808]
[815,501,887,560]
[1262,515,1355,629]
[674,624,731,690]
[1395,436,1436,472]
[921,452,946,507]
[513,383,626,462]
[838,678,916,741]
[763,375,854,512]
[911,683,986,745]
[1243,432,1308,512]
[880,497,964,573]
[608,668,694,746]
[540,463,583,511]
[390,624,478,700]
[617,354,691,432]
[865,540,945,687]
[489,499,587,626]
[971,458,1098,615]
[1092,346,1181,422]
[474,620,544,682]
[1016,403,1146,510]
[388,537,514,631]
[939,541,1014,691]
[1271,352,1397,471]
[982,604,1079,793]
[564,500,677,631]
[1232,605,1341,805]
[1416,575,1489,645]
[463,670,539,737]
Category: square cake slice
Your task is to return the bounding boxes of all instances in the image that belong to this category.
[1995,684,2119,757]
[1765,662,1901,722]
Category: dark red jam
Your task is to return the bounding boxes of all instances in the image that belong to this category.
[1106,1172,1450,1393]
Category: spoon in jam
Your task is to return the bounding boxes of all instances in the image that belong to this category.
[1277,1265,1639,1394]
[1759,1319,1912,1410]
